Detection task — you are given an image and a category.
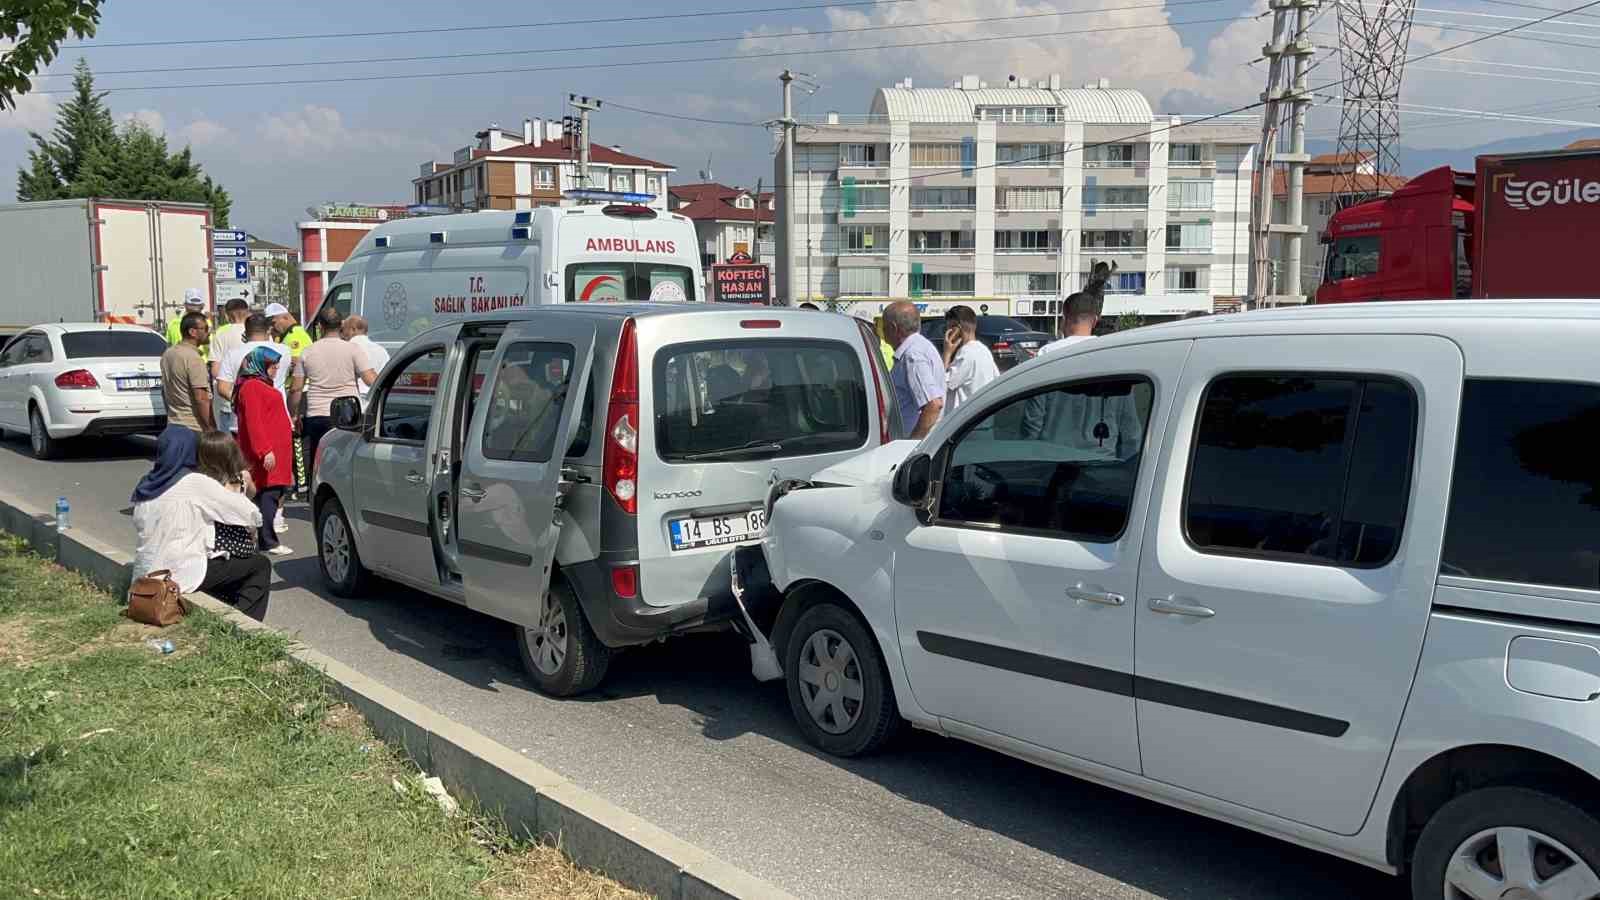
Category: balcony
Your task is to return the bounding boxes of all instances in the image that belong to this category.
[1082,245,1147,255]
[1083,159,1141,169]
[995,247,1060,255]
[1165,245,1213,255]
[839,247,889,256]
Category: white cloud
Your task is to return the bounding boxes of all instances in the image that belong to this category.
[257,104,440,159]
[121,108,165,133]
[180,118,230,147]
[0,90,56,133]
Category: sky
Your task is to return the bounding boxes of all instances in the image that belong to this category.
[1,0,1596,244]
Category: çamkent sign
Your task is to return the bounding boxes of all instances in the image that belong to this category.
[711,260,770,303]
[317,203,411,222]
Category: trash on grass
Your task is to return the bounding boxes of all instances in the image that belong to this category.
[143,638,174,655]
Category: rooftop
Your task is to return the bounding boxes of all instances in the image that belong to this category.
[668,182,775,222]
[869,81,1154,124]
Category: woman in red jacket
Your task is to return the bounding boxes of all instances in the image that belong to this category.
[234,345,295,557]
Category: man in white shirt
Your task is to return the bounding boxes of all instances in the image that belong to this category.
[941,304,998,416]
[341,314,390,409]
[1038,290,1103,356]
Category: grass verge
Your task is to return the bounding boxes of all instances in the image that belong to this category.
[0,535,647,900]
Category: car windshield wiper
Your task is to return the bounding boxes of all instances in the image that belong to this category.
[679,440,785,461]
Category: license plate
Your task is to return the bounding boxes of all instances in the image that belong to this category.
[115,376,160,391]
[1017,341,1039,349]
[669,509,767,551]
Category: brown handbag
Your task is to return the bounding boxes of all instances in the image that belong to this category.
[126,570,189,627]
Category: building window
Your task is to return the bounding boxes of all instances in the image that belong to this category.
[1166,268,1202,291]
[1186,375,1416,567]
[997,187,1061,211]
[911,230,974,252]
[1084,187,1146,209]
[1167,179,1214,210]
[839,267,888,296]
[841,225,887,253]
[1091,271,1146,293]
[910,187,976,209]
[840,144,883,166]
[995,272,1060,294]
[613,172,633,192]
[997,143,1064,167]
[910,271,974,295]
[1166,223,1213,251]
[840,181,889,211]
[535,167,555,189]
[910,143,963,167]
[1171,143,1205,165]
[976,106,1063,123]
[1086,144,1136,167]
[1082,230,1142,250]
[996,230,1057,252]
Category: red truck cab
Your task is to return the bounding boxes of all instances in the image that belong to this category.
[1315,166,1474,303]
[1316,147,1600,303]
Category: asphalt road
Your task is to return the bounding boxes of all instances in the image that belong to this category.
[2,431,1407,900]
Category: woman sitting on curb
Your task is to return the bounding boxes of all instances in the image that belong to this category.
[131,426,271,621]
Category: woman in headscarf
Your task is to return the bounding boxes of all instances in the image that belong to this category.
[132,425,270,620]
[233,345,294,557]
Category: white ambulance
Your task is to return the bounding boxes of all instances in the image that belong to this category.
[316,203,704,347]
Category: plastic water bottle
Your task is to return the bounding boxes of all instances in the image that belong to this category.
[143,638,174,655]
[55,496,70,532]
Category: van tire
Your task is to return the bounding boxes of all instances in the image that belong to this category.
[517,577,610,697]
[1409,786,1600,899]
[784,602,901,757]
[316,496,369,597]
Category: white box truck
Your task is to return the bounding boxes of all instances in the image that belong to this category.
[0,198,216,337]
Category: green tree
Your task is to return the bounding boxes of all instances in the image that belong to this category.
[1114,312,1145,332]
[16,63,232,226]
[270,256,302,308]
[0,1,104,111]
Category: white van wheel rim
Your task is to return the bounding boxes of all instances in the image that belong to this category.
[797,628,864,735]
[529,591,567,675]
[1446,827,1600,900]
[322,514,350,584]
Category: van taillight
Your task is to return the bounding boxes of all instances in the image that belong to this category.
[603,317,640,514]
[856,322,892,444]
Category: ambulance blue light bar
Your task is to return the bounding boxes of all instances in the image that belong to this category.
[563,189,656,204]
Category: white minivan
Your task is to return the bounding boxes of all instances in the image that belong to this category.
[759,301,1600,899]
[316,204,703,347]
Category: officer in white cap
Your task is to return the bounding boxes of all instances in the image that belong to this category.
[166,288,210,360]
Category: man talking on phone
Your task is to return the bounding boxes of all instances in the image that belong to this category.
[941,305,998,418]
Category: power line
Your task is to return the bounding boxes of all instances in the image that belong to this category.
[35,0,1230,80]
[38,15,1254,96]
[1412,63,1600,85]
[66,0,923,49]
[1391,2,1600,28]
[1476,0,1600,21]
[603,101,765,128]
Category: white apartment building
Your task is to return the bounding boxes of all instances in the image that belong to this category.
[774,75,1260,321]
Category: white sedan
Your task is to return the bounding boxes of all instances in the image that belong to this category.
[0,323,169,458]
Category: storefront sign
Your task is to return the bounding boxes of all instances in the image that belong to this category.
[710,263,770,304]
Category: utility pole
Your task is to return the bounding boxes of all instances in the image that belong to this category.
[1248,0,1318,307]
[780,70,796,305]
[568,94,602,190]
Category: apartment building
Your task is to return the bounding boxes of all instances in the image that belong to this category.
[774,75,1260,321]
[413,118,676,212]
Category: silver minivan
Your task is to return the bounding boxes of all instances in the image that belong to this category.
[311,303,896,695]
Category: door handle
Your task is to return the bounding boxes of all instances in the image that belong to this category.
[1066,585,1125,606]
[1148,596,1216,618]
[404,471,425,485]
[460,485,487,502]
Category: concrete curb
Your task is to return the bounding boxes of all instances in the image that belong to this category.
[0,489,797,900]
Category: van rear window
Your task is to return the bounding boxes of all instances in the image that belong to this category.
[567,263,696,303]
[653,339,868,462]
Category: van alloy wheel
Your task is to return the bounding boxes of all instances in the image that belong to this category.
[1444,827,1600,900]
[528,589,568,676]
[321,513,351,585]
[796,628,864,735]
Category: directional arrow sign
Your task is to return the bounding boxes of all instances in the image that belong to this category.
[233,260,250,281]
[214,229,247,243]
[213,245,248,259]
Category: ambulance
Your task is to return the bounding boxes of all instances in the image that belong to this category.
[315,200,705,347]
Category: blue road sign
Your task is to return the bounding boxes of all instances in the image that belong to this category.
[233,260,250,280]
[213,245,248,259]
[214,229,247,243]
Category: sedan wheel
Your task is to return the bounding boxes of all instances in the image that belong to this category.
[29,407,59,460]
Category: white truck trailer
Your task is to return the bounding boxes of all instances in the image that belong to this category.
[0,198,216,337]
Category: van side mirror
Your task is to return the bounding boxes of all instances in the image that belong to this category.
[891,452,932,507]
[331,396,362,431]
